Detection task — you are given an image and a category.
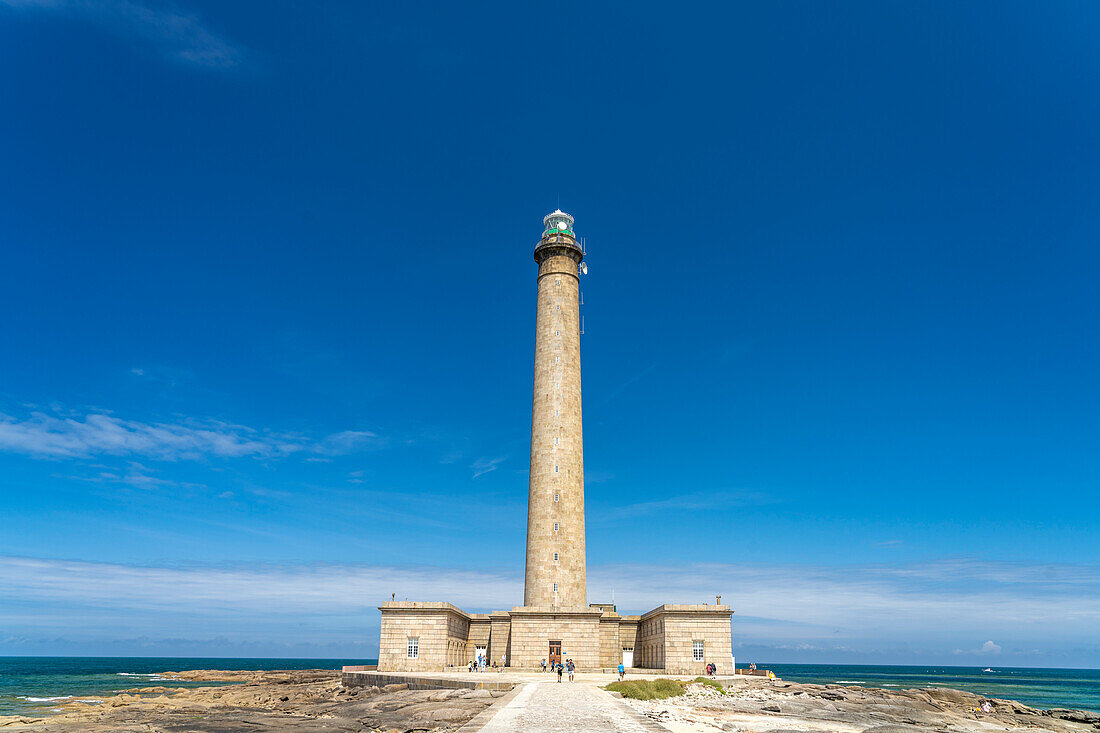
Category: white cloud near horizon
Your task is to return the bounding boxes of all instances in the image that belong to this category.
[0,0,244,69]
[0,408,379,461]
[2,555,1098,662]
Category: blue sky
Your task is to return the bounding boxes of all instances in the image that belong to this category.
[1,0,1099,666]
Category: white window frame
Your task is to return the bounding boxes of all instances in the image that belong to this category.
[554,522,559,531]
[407,637,419,659]
[554,552,559,561]
[692,640,704,662]
[553,582,558,592]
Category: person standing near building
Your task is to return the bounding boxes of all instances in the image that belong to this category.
[541,658,547,673]
[556,662,563,682]
[617,662,625,681]
[499,653,506,672]
[566,659,575,682]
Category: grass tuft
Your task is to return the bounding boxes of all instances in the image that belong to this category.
[691,676,727,694]
[605,678,686,700]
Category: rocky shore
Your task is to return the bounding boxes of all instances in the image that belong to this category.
[4,669,1100,733]
[0,669,500,732]
[626,678,1100,732]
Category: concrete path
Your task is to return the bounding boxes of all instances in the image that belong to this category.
[475,681,668,732]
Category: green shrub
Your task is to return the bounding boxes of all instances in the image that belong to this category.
[605,678,687,700]
[692,676,726,694]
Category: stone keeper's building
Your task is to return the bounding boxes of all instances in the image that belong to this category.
[377,211,733,673]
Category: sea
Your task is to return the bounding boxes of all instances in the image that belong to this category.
[0,657,375,717]
[760,663,1100,713]
[2,658,1099,717]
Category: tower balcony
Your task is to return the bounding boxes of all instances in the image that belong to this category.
[534,232,584,263]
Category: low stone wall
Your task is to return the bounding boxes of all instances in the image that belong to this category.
[342,671,514,692]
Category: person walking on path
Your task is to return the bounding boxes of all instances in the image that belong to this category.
[499,653,506,672]
[566,659,575,682]
[555,662,563,682]
[617,662,625,681]
[541,658,546,673]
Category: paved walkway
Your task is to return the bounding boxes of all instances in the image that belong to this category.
[476,681,667,732]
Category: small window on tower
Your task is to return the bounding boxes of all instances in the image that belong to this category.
[553,583,558,592]
[554,553,559,561]
[555,465,558,472]
[556,331,559,336]
[555,410,559,416]
[554,523,559,531]
[555,356,559,362]
[554,493,559,502]
[556,279,560,284]
[555,437,559,444]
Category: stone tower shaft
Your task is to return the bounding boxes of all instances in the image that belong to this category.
[524,210,587,610]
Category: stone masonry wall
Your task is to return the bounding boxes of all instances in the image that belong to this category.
[635,614,666,669]
[378,603,470,672]
[508,611,601,669]
[643,605,733,675]
[488,613,511,666]
[467,618,490,664]
[599,615,621,668]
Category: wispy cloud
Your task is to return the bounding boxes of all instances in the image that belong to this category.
[0,555,521,617]
[595,362,658,406]
[596,489,774,521]
[56,460,201,489]
[2,555,1099,663]
[588,559,1100,657]
[0,407,379,461]
[0,0,244,69]
[314,430,382,456]
[471,456,506,478]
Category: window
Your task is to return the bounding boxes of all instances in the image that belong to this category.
[554,493,559,502]
[692,641,704,662]
[555,410,559,416]
[555,437,559,444]
[554,523,559,531]
[556,279,561,284]
[555,356,559,362]
[553,583,558,592]
[554,465,558,472]
[556,331,559,336]
[554,553,559,561]
[407,637,419,659]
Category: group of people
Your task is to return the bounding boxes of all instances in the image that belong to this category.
[539,658,577,682]
[466,653,507,672]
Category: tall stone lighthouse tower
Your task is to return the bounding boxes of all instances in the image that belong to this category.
[524,210,587,610]
[374,209,733,674]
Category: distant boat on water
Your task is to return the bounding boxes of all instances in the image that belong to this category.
[983,668,996,673]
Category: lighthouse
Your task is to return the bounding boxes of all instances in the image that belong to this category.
[524,209,588,610]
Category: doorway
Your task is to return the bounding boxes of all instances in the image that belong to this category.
[622,647,634,667]
[548,640,561,666]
